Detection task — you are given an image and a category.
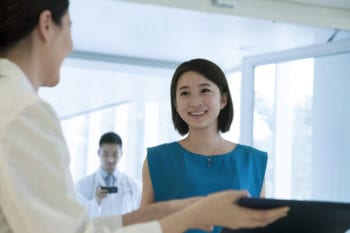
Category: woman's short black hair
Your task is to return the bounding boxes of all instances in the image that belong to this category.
[170,58,234,135]
[0,0,69,48]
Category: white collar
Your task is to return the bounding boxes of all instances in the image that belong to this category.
[0,58,35,93]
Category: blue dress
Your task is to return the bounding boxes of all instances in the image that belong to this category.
[147,142,267,233]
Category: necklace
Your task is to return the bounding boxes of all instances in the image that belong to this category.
[183,136,223,168]
[207,137,223,168]
[211,137,223,155]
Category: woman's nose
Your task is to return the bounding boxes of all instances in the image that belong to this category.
[190,97,203,107]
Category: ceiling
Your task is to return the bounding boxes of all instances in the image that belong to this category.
[40,0,350,118]
[68,0,350,71]
[283,0,350,9]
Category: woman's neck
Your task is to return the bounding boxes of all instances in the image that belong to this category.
[5,39,41,92]
[182,130,223,156]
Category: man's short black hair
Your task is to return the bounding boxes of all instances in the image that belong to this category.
[99,132,122,147]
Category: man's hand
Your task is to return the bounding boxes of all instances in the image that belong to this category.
[95,186,108,205]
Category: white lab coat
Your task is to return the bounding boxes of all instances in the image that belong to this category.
[0,58,161,233]
[75,168,141,218]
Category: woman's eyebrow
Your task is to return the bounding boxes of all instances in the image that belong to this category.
[199,83,212,87]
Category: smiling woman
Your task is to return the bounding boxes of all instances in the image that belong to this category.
[140,58,268,233]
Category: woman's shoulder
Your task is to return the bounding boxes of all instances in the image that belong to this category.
[236,144,268,157]
[147,141,179,154]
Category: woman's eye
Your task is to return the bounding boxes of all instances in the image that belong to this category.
[201,88,211,93]
[179,91,189,96]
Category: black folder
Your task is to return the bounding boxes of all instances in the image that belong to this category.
[221,197,350,233]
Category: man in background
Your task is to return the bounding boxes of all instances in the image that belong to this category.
[75,132,140,218]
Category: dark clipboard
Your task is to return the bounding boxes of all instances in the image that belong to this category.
[221,197,350,233]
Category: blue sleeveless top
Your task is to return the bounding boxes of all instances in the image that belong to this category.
[147,142,267,233]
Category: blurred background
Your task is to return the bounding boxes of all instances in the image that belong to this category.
[39,0,350,202]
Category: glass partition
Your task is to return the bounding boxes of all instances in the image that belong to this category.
[242,39,350,202]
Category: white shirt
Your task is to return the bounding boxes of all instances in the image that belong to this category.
[0,59,162,233]
[75,168,141,218]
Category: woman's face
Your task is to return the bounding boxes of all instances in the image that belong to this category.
[175,71,227,132]
[42,11,73,87]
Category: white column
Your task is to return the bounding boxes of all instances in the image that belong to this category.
[274,63,292,199]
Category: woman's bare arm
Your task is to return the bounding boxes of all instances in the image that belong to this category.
[140,158,155,207]
[122,197,202,226]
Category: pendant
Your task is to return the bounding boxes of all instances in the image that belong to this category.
[207,156,212,167]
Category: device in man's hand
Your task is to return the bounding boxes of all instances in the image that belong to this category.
[101,186,118,193]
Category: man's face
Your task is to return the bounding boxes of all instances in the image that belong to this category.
[98,143,122,173]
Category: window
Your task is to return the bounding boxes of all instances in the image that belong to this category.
[242,39,350,202]
[253,59,313,199]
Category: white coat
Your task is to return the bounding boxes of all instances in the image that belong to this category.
[75,168,141,218]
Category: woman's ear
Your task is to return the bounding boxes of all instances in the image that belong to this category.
[37,10,53,42]
[220,93,228,110]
